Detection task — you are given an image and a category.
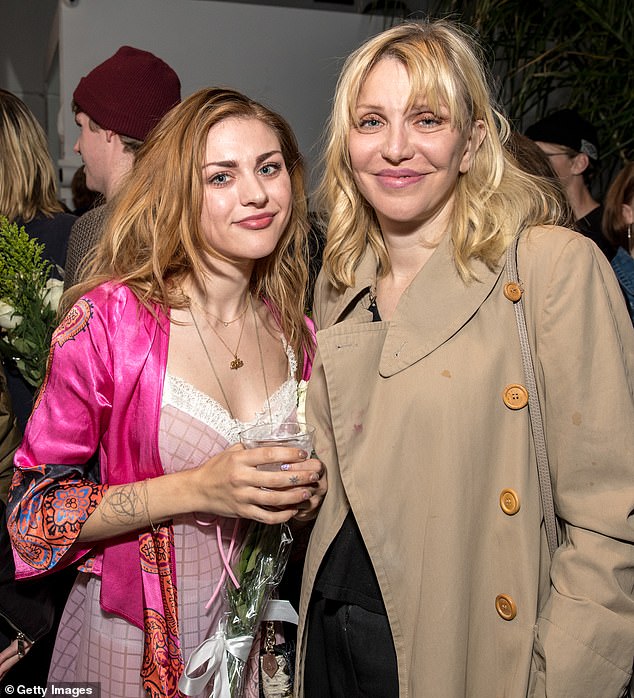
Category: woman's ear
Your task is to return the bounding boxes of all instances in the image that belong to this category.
[622,202,633,226]
[459,120,486,174]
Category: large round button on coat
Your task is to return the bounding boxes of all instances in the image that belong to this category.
[503,282,522,302]
[502,384,529,410]
[495,594,517,621]
[500,488,520,515]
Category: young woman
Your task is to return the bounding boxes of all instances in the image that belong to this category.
[7,88,326,698]
[298,20,634,698]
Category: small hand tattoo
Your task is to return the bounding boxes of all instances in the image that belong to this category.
[289,475,300,485]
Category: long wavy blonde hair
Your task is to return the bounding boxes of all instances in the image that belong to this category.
[0,89,64,221]
[64,87,313,377]
[318,19,567,287]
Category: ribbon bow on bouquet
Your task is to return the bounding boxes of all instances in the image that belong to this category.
[179,521,296,698]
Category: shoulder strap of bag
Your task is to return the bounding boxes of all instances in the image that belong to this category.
[505,233,559,558]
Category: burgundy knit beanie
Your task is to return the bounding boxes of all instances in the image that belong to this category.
[73,46,181,141]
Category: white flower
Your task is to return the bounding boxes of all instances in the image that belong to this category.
[0,300,22,330]
[42,278,64,311]
[296,379,308,424]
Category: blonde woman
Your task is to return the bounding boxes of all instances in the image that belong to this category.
[7,88,325,698]
[0,89,76,431]
[298,19,634,698]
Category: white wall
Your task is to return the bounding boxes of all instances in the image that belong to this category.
[57,0,389,195]
[0,0,58,122]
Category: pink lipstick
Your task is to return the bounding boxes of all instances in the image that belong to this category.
[236,212,276,229]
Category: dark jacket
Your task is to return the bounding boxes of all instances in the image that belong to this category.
[0,372,21,504]
[0,370,54,650]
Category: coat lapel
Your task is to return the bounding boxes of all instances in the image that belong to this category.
[317,247,377,330]
[318,232,505,407]
[380,233,504,376]
[320,233,505,377]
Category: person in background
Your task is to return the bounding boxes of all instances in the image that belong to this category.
[0,364,57,689]
[0,364,29,682]
[297,19,634,698]
[7,87,326,698]
[525,108,615,258]
[63,45,181,289]
[602,162,634,323]
[0,89,76,432]
[506,131,558,179]
[505,131,573,224]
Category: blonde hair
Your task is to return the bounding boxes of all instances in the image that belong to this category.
[64,87,313,377]
[0,89,64,221]
[318,19,566,287]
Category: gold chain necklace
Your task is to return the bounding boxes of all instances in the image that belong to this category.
[207,300,249,327]
[189,296,272,422]
[252,296,273,423]
[197,302,248,370]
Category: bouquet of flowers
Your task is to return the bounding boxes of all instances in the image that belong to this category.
[179,521,294,698]
[0,216,63,388]
[224,521,293,696]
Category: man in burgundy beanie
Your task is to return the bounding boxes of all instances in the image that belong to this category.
[64,46,181,289]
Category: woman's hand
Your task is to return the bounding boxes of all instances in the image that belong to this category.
[79,444,327,541]
[192,443,325,524]
[293,458,327,523]
[0,636,32,681]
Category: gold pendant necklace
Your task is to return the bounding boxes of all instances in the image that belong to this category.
[196,302,248,370]
[189,296,272,422]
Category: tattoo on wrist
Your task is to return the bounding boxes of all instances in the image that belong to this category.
[101,484,144,527]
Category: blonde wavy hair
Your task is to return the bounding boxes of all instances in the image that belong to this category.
[0,89,64,221]
[318,19,566,287]
[64,87,313,377]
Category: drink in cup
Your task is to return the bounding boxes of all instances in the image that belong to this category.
[240,421,315,471]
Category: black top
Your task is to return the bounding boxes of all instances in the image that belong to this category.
[313,294,386,614]
[16,212,76,277]
[575,205,616,261]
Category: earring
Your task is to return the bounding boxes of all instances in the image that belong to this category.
[628,223,632,254]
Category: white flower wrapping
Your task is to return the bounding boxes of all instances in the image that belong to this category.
[179,522,297,698]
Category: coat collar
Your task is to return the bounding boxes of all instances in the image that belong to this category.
[323,233,505,377]
[319,246,378,329]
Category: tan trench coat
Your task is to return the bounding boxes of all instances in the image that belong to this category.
[298,226,634,697]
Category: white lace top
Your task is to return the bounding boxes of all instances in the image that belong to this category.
[161,337,298,441]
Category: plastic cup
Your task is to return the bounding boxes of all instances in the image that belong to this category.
[240,421,315,471]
